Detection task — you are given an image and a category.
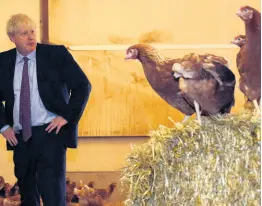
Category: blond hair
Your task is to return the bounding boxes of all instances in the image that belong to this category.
[6,13,36,36]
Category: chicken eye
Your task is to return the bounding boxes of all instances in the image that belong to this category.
[237,38,241,40]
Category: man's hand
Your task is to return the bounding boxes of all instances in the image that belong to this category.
[45,116,68,134]
[2,128,18,146]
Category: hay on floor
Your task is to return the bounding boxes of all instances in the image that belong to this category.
[120,112,261,206]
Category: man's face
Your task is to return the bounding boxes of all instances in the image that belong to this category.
[9,23,37,56]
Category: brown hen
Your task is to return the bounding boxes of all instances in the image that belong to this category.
[231,35,246,48]
[236,6,261,113]
[231,35,256,110]
[92,183,116,201]
[125,44,195,122]
[172,53,236,124]
[125,44,235,124]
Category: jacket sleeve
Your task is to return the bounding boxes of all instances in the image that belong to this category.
[56,46,92,126]
[0,62,7,130]
[0,101,7,130]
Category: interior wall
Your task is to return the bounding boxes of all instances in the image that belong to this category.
[49,0,260,45]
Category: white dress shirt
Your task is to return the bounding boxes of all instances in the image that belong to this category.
[0,50,57,134]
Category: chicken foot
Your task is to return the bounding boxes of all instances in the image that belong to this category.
[194,100,202,125]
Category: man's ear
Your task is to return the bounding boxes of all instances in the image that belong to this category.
[8,35,14,43]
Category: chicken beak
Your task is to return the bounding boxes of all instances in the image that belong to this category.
[236,10,242,17]
[125,53,132,60]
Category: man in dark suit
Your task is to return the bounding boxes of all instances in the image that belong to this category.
[0,14,91,205]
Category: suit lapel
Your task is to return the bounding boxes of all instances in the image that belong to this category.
[7,49,16,81]
[36,43,46,94]
[6,49,16,105]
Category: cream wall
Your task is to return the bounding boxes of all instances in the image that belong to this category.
[49,0,260,45]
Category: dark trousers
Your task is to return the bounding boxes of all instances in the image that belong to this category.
[13,124,67,206]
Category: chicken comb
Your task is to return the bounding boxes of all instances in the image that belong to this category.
[235,35,245,39]
[240,6,249,10]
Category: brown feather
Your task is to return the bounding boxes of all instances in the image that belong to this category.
[126,44,236,117]
[126,44,195,116]
[237,6,261,101]
[173,52,236,116]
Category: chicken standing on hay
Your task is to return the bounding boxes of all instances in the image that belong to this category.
[125,44,236,124]
[236,6,261,113]
[125,44,195,123]
[172,53,236,124]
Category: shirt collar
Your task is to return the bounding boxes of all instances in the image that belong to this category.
[16,49,36,64]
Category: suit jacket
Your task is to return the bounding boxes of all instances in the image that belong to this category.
[0,43,91,150]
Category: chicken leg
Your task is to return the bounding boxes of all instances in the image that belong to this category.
[252,99,261,115]
[194,100,202,125]
[181,115,190,123]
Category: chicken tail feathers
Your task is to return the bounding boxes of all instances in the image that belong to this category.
[108,183,117,195]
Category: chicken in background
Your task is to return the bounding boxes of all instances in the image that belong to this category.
[78,194,104,206]
[0,184,11,206]
[77,180,95,193]
[74,181,104,206]
[66,180,77,204]
[172,53,236,124]
[231,35,246,48]
[5,183,19,197]
[0,177,6,198]
[232,35,247,73]
[87,181,95,189]
[125,44,195,123]
[231,35,255,111]
[66,178,71,186]
[2,182,20,206]
[0,177,5,206]
[236,6,261,113]
[89,182,117,201]
[70,180,98,204]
